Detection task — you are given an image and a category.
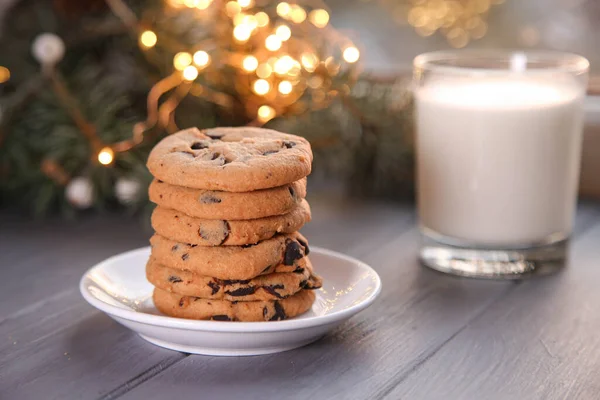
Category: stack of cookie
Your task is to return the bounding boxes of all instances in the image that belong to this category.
[145,127,321,322]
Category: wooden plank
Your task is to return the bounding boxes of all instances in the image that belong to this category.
[0,214,150,319]
[384,213,600,399]
[117,228,513,400]
[0,198,414,400]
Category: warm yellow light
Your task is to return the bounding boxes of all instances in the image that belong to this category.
[300,52,318,72]
[139,30,157,48]
[253,79,270,95]
[309,9,329,28]
[265,35,282,51]
[237,0,253,8]
[225,1,241,16]
[274,56,294,75]
[98,147,114,165]
[182,65,199,81]
[242,55,259,71]
[290,6,306,23]
[173,52,192,70]
[278,80,293,95]
[342,46,360,63]
[256,63,272,78]
[193,50,210,67]
[233,24,252,41]
[255,12,269,27]
[196,0,211,9]
[183,0,198,7]
[276,2,291,17]
[257,105,276,123]
[275,25,291,41]
[167,0,184,7]
[0,66,9,83]
[234,14,257,30]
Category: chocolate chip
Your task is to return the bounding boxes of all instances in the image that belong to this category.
[226,287,257,297]
[297,237,310,255]
[293,267,305,274]
[263,307,269,320]
[283,239,303,265]
[208,280,220,295]
[182,253,189,261]
[157,180,163,183]
[211,152,221,160]
[261,265,273,274]
[178,298,185,307]
[220,278,251,285]
[282,140,296,149]
[189,244,198,248]
[288,186,296,199]
[300,280,308,288]
[242,243,258,248]
[263,150,279,156]
[205,131,224,140]
[269,301,286,321]
[231,301,238,305]
[199,193,221,204]
[263,285,285,299]
[198,220,230,245]
[171,244,179,252]
[168,275,183,283]
[159,194,163,199]
[191,141,208,150]
[211,315,231,321]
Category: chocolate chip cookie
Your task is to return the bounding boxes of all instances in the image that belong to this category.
[151,200,311,246]
[147,257,322,301]
[153,287,316,321]
[149,232,310,280]
[148,178,307,220]
[146,127,313,192]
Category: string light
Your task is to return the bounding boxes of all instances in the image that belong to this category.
[301,52,318,72]
[290,5,306,23]
[233,24,252,41]
[276,2,291,17]
[342,46,360,63]
[257,105,275,123]
[183,0,198,7]
[183,65,199,81]
[278,80,293,95]
[139,30,157,48]
[309,9,329,28]
[98,147,114,165]
[274,55,294,75]
[237,0,253,8]
[255,12,269,27]
[193,50,210,67]
[253,79,270,95]
[0,66,10,83]
[256,63,273,78]
[225,1,241,16]
[265,35,282,51]
[275,25,291,41]
[242,55,259,72]
[173,52,192,70]
[196,0,212,9]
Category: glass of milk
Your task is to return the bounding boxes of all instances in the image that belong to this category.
[414,50,589,278]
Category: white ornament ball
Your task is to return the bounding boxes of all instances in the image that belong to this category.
[115,178,142,204]
[32,33,65,65]
[65,177,94,209]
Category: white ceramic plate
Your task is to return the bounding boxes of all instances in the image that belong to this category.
[80,246,381,356]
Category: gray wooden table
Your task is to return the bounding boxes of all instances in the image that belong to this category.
[1,194,600,400]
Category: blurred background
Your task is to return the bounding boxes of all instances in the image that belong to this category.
[0,0,598,218]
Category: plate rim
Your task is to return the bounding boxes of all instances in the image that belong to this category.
[80,246,382,333]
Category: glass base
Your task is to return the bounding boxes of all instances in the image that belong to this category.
[419,232,568,280]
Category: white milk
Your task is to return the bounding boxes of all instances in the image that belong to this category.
[416,76,585,246]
